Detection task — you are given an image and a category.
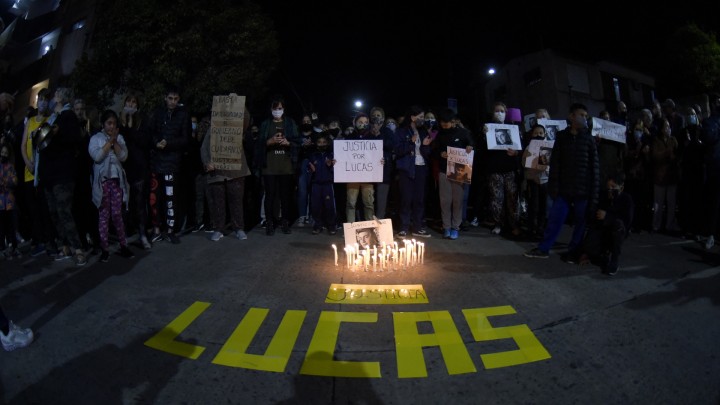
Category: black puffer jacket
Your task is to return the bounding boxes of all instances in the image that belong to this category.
[547,128,599,206]
[146,105,191,174]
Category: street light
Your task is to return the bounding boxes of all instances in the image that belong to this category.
[354,100,363,109]
[488,68,496,76]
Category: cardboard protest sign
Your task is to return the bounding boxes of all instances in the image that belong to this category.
[343,219,394,249]
[209,93,246,170]
[524,139,555,170]
[486,123,522,150]
[537,119,567,141]
[591,117,627,143]
[333,139,383,183]
[446,146,474,184]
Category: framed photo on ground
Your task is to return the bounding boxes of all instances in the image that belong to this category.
[343,219,394,249]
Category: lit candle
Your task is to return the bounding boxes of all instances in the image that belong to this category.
[332,244,338,266]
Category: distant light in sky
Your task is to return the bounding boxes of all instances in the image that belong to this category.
[488,68,496,75]
[354,100,363,109]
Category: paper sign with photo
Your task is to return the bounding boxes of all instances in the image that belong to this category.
[485,123,522,150]
[536,119,567,141]
[333,139,384,183]
[343,219,394,249]
[446,146,474,184]
[523,113,536,132]
[591,118,627,143]
[524,139,555,170]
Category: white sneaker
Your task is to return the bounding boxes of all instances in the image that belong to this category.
[1,321,34,351]
[235,230,248,240]
[491,226,502,235]
[470,217,479,227]
[705,235,715,250]
[140,236,151,250]
[210,231,224,242]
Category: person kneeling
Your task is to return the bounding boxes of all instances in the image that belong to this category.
[579,173,634,276]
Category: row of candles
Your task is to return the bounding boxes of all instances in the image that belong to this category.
[331,240,425,271]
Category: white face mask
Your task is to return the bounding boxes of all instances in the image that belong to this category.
[272,109,283,119]
[123,106,137,114]
[493,111,506,123]
[687,115,698,126]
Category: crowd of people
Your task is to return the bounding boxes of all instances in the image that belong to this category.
[1,87,720,349]
[0,88,718,260]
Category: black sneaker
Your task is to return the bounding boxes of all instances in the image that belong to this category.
[150,232,163,243]
[561,251,580,264]
[167,233,181,244]
[191,223,205,233]
[119,246,135,259]
[100,250,110,263]
[412,229,432,238]
[524,248,549,259]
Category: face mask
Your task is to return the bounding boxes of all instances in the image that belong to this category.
[415,119,425,127]
[575,115,588,129]
[493,112,506,123]
[386,123,397,132]
[37,100,49,112]
[356,123,368,130]
[318,145,328,151]
[123,106,138,114]
[371,116,384,125]
[191,122,198,131]
[300,123,313,133]
[633,130,643,141]
[272,109,283,119]
[687,115,698,126]
[427,119,437,128]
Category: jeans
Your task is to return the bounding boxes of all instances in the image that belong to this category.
[539,196,588,253]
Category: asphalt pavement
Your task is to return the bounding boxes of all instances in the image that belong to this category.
[1,222,719,404]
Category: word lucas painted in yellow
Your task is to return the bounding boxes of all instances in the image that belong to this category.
[144,302,551,378]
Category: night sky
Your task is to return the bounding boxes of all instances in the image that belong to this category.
[259,1,720,124]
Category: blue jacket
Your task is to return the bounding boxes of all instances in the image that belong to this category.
[393,126,431,178]
[309,150,334,184]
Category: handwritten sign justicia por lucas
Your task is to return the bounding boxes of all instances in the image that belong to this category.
[333,139,383,183]
[209,93,245,171]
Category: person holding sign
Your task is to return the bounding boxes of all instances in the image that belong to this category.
[433,108,473,239]
[345,112,376,223]
[201,99,251,242]
[522,124,550,237]
[394,105,433,238]
[254,96,299,235]
[480,101,522,237]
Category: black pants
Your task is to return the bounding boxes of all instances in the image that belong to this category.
[582,218,626,263]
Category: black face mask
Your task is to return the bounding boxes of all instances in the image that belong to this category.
[317,146,327,151]
[609,189,620,199]
[328,128,340,137]
[300,123,313,133]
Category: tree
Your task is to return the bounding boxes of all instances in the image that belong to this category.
[71,0,279,114]
[659,23,720,97]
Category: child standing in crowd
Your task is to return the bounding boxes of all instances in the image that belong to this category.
[88,110,133,262]
[522,124,550,238]
[0,144,20,258]
[308,134,337,235]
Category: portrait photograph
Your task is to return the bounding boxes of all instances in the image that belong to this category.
[485,123,522,150]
